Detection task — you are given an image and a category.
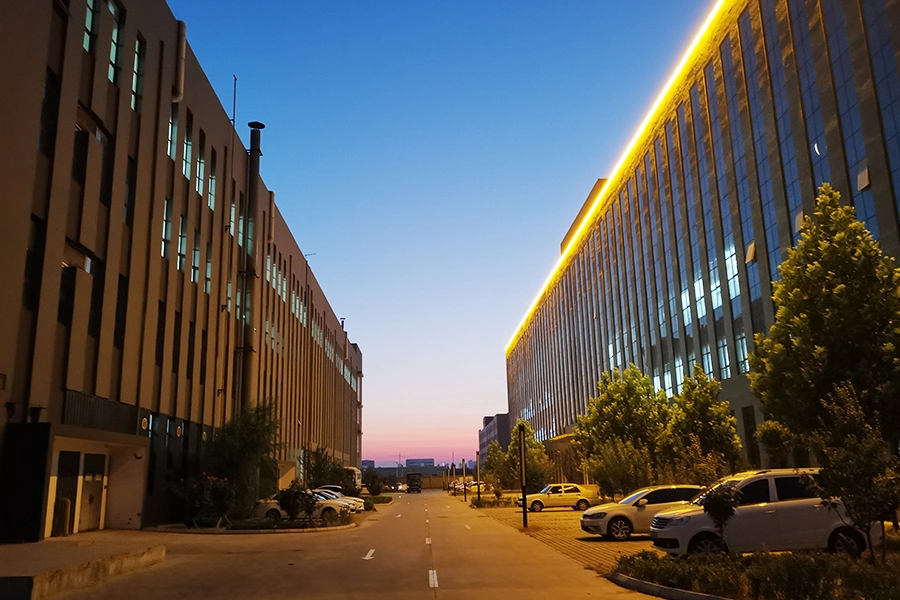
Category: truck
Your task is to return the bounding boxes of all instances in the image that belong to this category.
[406,472,422,493]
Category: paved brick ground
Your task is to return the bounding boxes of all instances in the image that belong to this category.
[474,503,659,573]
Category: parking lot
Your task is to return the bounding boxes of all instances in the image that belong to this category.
[475,503,658,573]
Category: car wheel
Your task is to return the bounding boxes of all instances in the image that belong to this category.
[607,517,632,541]
[530,500,543,512]
[829,528,865,556]
[321,507,336,520]
[265,509,282,522]
[576,499,590,511]
[688,532,724,554]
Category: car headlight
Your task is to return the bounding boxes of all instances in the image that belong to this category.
[668,516,691,526]
[583,512,607,520]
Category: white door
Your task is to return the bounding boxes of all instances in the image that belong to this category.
[723,479,781,552]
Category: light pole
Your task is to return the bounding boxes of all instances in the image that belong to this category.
[519,423,527,528]
[476,450,481,502]
[463,460,467,502]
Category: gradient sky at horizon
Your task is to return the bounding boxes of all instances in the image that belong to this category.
[165,0,714,467]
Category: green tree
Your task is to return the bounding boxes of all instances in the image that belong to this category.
[583,438,652,495]
[573,365,668,477]
[754,420,796,468]
[808,383,900,563]
[505,420,552,494]
[362,469,382,496]
[209,402,281,518]
[482,440,508,490]
[662,363,742,471]
[302,446,345,489]
[703,482,740,551]
[749,184,900,450]
[658,433,728,487]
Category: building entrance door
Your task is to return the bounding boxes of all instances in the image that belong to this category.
[52,451,80,536]
[78,454,106,532]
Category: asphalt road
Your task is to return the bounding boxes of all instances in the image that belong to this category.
[59,491,647,599]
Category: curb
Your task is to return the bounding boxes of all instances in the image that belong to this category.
[0,545,166,600]
[606,572,731,600]
[144,523,357,535]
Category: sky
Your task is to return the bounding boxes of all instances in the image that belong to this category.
[165,0,715,466]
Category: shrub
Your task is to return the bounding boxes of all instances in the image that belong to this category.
[369,495,392,504]
[363,498,374,511]
[275,480,312,521]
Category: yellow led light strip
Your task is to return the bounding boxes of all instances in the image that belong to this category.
[505,0,727,356]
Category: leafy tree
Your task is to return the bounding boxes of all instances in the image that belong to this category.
[362,468,382,496]
[703,482,740,551]
[749,184,900,451]
[276,480,307,520]
[482,440,508,490]
[573,365,668,479]
[584,438,652,496]
[658,434,729,487]
[754,420,796,468]
[302,446,344,489]
[662,363,742,469]
[504,420,552,494]
[209,402,281,518]
[808,383,900,563]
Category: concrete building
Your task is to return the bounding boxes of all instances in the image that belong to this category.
[405,458,435,468]
[478,413,510,461]
[506,0,900,467]
[0,0,362,542]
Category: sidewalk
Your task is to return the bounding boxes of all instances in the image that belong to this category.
[0,531,165,600]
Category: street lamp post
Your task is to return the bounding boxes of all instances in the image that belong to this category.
[476,451,481,502]
[519,423,527,528]
[463,460,467,502]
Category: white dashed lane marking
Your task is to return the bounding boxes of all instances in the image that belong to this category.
[425,538,431,545]
[428,570,439,588]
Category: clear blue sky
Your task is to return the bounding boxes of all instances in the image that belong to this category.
[166,0,714,466]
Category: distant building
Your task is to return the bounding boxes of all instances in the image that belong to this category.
[406,458,435,467]
[478,413,511,460]
[361,460,375,469]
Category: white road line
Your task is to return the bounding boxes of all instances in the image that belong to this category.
[428,570,439,588]
[464,524,471,530]
[426,519,429,523]
[396,514,402,518]
[425,537,431,545]
[362,549,375,561]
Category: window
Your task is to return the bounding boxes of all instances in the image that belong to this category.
[674,488,701,502]
[131,37,145,112]
[207,149,216,209]
[124,156,136,226]
[191,229,199,283]
[643,489,676,504]
[229,198,235,236]
[107,2,121,83]
[737,479,770,505]
[774,476,818,501]
[182,111,192,179]
[237,192,244,247]
[155,302,166,366]
[161,198,172,258]
[83,0,98,52]
[167,105,177,159]
[39,69,62,157]
[196,131,205,195]
[204,242,211,293]
[176,217,186,271]
[23,218,46,312]
[114,275,128,349]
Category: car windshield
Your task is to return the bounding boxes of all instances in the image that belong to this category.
[619,489,649,505]
[692,478,741,505]
[538,485,552,494]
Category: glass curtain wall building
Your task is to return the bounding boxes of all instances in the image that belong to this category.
[505,0,900,465]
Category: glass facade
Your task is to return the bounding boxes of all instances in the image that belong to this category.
[506,0,900,461]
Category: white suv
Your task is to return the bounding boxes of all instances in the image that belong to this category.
[650,468,882,555]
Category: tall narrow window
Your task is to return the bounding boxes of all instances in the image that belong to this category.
[107,2,121,83]
[167,105,177,159]
[204,242,211,293]
[83,0,98,52]
[39,69,62,157]
[161,198,172,258]
[229,198,235,236]
[182,111,193,179]
[196,131,205,195]
[176,216,186,271]
[114,275,128,349]
[237,192,244,247]
[208,149,217,209]
[191,229,199,283]
[131,37,145,112]
[124,156,136,226]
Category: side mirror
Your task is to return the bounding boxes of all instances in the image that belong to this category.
[636,498,648,507]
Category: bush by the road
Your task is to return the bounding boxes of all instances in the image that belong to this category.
[369,495,392,504]
[614,550,900,600]
[470,497,515,508]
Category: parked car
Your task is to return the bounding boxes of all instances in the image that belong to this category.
[255,494,346,522]
[650,468,883,555]
[313,490,361,512]
[581,484,704,540]
[314,488,365,511]
[516,483,602,511]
